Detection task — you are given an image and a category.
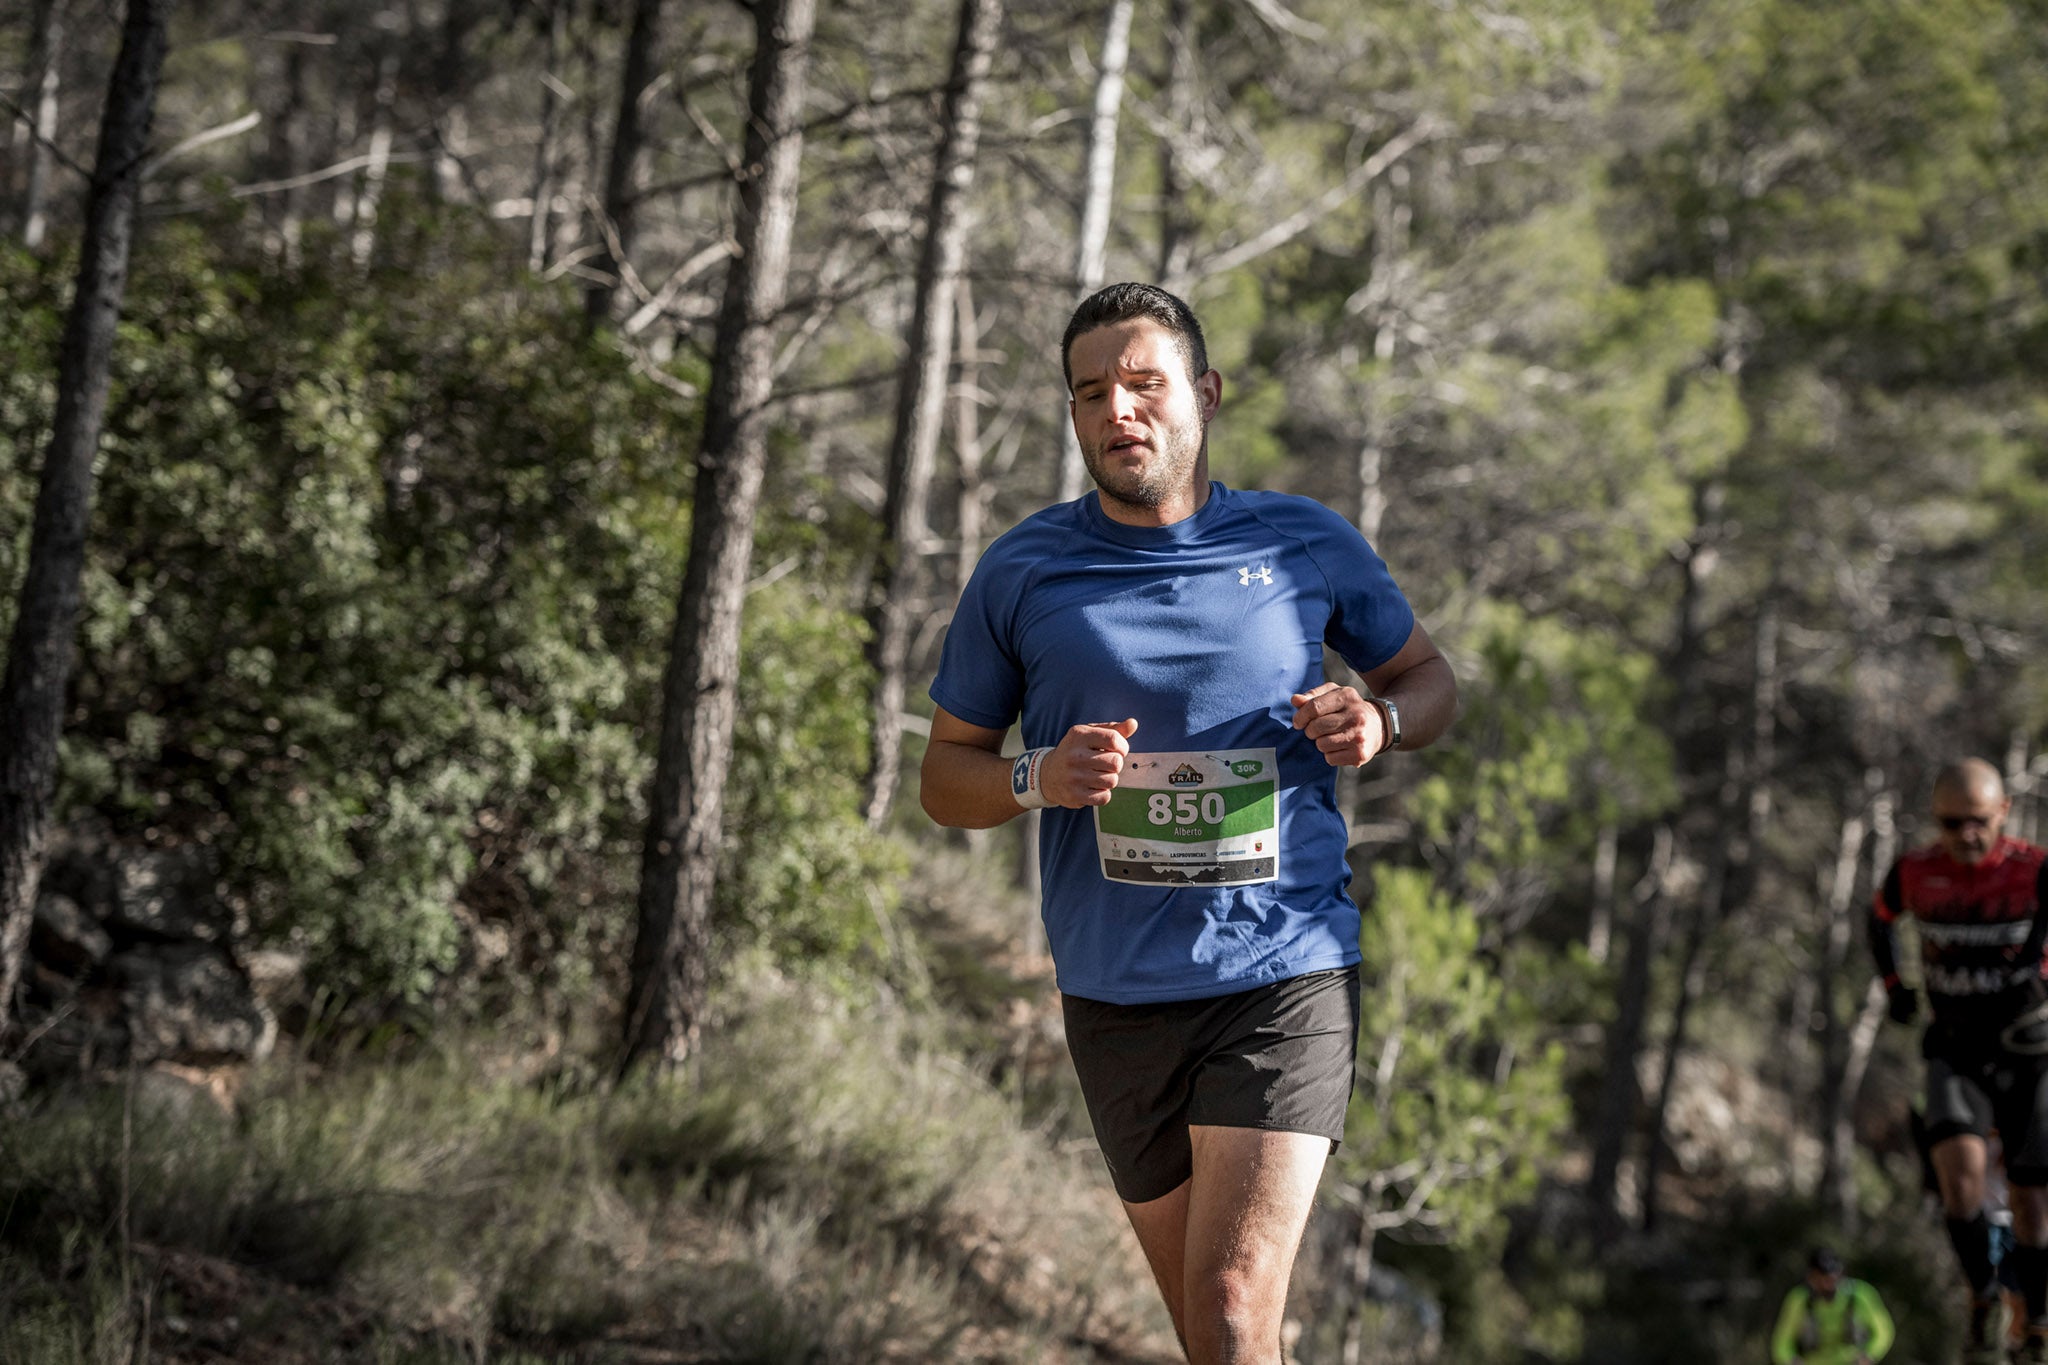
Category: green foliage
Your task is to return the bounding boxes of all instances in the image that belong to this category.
[1412,599,1677,920]
[718,582,905,969]
[0,212,899,1009]
[0,245,64,642]
[33,218,679,1004]
[1338,868,1571,1265]
[1433,202,1736,589]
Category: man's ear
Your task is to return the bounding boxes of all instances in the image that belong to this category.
[1198,368,1222,421]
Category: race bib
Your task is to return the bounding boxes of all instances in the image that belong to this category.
[1093,748,1278,886]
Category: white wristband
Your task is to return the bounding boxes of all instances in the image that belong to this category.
[1011,747,1055,809]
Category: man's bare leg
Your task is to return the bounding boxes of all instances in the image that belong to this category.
[1119,1127,1329,1364]
[1932,1133,1989,1218]
[1124,1177,1194,1352]
[1932,1133,2011,1355]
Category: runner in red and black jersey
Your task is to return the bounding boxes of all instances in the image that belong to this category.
[1871,758,2048,1364]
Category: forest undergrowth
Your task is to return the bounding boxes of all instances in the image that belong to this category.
[0,902,1180,1364]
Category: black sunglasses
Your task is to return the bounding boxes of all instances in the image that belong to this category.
[1938,815,1992,832]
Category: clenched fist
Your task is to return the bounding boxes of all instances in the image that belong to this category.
[1043,718,1140,808]
[1290,683,1388,767]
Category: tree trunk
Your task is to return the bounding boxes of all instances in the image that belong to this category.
[1154,0,1195,295]
[1586,824,1673,1232]
[1748,597,1779,835]
[1588,821,1617,964]
[428,0,484,203]
[950,278,994,870]
[1588,474,1727,1229]
[1868,782,1898,901]
[1640,795,1734,1231]
[1816,796,1870,1204]
[1352,172,1405,545]
[622,0,817,1073]
[18,0,65,249]
[1834,978,1888,1230]
[0,0,172,1034]
[863,0,1003,830]
[1822,770,1897,1226]
[1054,0,1134,505]
[268,41,309,264]
[1338,1203,1379,1365]
[2009,730,2039,847]
[1642,599,1775,1228]
[528,0,566,273]
[350,45,399,267]
[951,274,987,604]
[322,62,359,228]
[584,0,665,329]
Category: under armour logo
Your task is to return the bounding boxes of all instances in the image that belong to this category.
[1238,565,1273,586]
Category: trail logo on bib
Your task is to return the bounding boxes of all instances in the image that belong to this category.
[1094,748,1278,887]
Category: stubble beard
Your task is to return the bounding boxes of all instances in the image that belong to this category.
[1084,418,1205,513]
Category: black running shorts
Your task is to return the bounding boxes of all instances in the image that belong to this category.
[1061,965,1361,1205]
[1923,1039,2048,1186]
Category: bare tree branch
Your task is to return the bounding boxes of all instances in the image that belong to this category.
[143,109,262,178]
[1235,0,1326,41]
[1187,117,1443,284]
[0,91,88,181]
[624,239,737,335]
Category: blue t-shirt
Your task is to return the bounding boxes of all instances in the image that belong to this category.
[930,481,1415,1004]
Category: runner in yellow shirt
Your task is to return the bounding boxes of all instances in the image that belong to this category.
[1770,1247,1896,1365]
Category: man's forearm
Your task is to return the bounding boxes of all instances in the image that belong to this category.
[920,740,1029,830]
[1379,656,1457,752]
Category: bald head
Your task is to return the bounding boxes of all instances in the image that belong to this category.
[1931,757,2009,864]
[1934,757,2006,806]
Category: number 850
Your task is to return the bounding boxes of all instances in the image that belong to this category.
[1148,792,1226,825]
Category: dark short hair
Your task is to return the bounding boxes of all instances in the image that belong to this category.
[1060,282,1210,391]
[1808,1247,1843,1275]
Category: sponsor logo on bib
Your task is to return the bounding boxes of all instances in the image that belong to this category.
[1094,748,1280,888]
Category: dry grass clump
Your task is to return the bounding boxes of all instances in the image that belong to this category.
[0,967,1174,1363]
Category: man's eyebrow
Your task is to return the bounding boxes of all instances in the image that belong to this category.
[1074,362,1167,390]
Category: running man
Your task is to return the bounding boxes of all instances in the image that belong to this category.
[920,283,1456,1363]
[1871,758,2048,1363]
[1769,1246,1895,1365]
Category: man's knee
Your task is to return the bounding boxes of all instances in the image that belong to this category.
[1185,1266,1279,1358]
[1944,1191,1988,1221]
[1933,1135,1990,1213]
[1943,1182,1988,1218]
[1938,1170,1988,1216]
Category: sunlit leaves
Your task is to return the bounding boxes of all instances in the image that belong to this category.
[1412,599,1677,921]
[1340,868,1570,1253]
[0,214,895,1006]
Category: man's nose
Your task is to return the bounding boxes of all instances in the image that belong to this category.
[1108,384,1138,420]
